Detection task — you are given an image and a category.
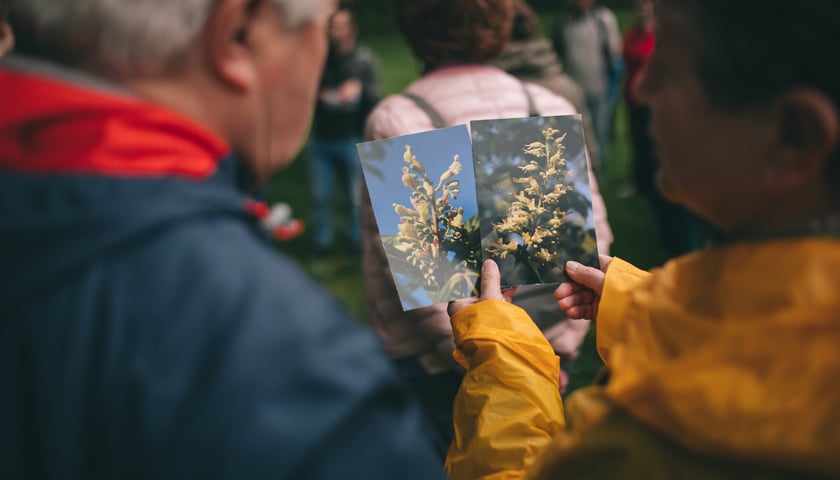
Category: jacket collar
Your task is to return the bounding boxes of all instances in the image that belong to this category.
[0,56,229,179]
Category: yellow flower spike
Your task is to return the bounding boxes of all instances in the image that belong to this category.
[393,203,418,217]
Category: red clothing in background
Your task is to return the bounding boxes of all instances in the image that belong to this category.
[622,22,655,108]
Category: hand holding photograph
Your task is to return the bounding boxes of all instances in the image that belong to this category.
[358,115,599,312]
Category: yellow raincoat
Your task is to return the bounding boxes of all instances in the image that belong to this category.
[446,237,840,479]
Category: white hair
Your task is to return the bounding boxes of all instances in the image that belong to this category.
[10,0,328,78]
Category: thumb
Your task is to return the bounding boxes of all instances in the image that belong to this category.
[565,260,606,296]
[479,259,504,301]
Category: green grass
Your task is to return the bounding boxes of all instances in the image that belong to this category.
[264,12,670,389]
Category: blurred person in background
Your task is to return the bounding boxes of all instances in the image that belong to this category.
[361,0,612,459]
[623,0,706,257]
[447,0,840,477]
[492,0,608,394]
[308,3,381,256]
[494,0,601,200]
[622,0,655,198]
[0,0,443,478]
[553,0,623,177]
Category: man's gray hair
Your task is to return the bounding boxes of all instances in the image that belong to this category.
[9,0,328,78]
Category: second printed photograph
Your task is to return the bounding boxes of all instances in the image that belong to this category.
[471,115,600,287]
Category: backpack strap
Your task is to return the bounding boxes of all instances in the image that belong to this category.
[403,79,540,128]
[521,82,540,117]
[401,92,447,129]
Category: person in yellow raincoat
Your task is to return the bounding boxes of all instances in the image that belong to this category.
[445,0,840,478]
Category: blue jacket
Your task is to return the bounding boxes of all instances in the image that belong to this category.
[0,58,444,479]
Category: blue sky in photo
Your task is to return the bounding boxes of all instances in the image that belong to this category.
[358,125,478,236]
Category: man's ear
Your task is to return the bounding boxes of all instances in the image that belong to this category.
[0,21,14,57]
[204,0,260,93]
[764,89,840,191]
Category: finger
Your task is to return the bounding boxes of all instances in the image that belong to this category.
[559,369,569,395]
[553,282,584,300]
[556,289,594,311]
[565,261,606,296]
[448,297,478,317]
[479,259,504,301]
[599,255,613,272]
[501,286,517,304]
[566,304,594,320]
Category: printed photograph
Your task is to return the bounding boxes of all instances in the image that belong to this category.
[471,115,600,287]
[357,125,481,311]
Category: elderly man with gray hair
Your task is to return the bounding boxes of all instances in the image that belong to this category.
[0,1,443,479]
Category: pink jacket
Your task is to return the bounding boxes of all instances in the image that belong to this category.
[362,65,613,373]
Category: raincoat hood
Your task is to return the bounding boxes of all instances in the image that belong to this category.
[0,58,255,312]
[600,238,840,476]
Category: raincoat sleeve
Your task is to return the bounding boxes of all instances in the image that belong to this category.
[446,299,566,480]
[596,257,651,364]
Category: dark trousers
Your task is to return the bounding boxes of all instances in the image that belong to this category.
[396,360,463,461]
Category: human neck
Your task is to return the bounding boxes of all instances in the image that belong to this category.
[125,72,233,144]
[724,187,840,241]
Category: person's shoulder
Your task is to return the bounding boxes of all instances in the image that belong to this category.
[354,43,379,62]
[365,89,437,139]
[130,215,379,377]
[118,218,449,478]
[525,81,579,116]
[413,67,526,120]
[595,5,619,24]
[351,44,380,73]
[137,216,345,324]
